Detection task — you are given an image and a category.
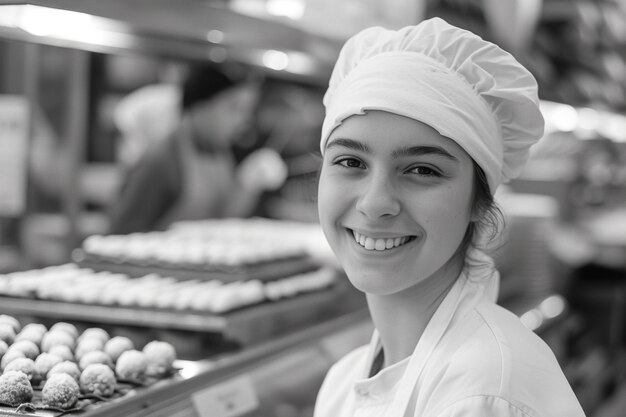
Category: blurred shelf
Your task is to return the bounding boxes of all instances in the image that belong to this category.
[0,282,352,344]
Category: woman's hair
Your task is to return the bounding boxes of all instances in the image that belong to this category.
[460,162,504,254]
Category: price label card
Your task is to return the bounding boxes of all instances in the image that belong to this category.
[192,375,259,417]
[0,95,29,216]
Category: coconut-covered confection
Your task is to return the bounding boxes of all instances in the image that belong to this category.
[14,328,45,347]
[41,331,75,353]
[0,324,16,345]
[143,341,176,376]
[10,340,40,359]
[1,349,25,370]
[79,363,117,397]
[104,336,134,363]
[34,353,64,382]
[21,323,47,336]
[78,350,113,371]
[0,371,33,405]
[4,357,36,380]
[0,339,7,357]
[49,322,79,340]
[75,338,105,361]
[48,345,74,362]
[47,361,81,381]
[0,315,21,333]
[77,328,110,345]
[42,373,80,409]
[115,350,148,384]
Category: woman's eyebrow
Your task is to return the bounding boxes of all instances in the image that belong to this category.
[391,145,458,161]
[325,138,371,153]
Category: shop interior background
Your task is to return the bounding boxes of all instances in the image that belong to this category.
[0,0,626,416]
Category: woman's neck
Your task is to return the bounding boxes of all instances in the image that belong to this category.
[366,254,465,368]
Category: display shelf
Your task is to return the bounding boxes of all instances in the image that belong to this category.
[0,282,350,345]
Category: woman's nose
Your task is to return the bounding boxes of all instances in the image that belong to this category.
[355,172,401,219]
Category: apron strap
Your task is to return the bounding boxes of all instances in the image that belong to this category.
[383,248,500,416]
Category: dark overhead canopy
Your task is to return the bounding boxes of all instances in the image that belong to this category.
[0,0,342,84]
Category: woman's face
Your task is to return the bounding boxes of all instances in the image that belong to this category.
[318,110,475,295]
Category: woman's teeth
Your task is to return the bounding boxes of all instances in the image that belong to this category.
[352,231,412,251]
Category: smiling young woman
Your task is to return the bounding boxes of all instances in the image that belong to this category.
[319,111,475,298]
[313,18,586,417]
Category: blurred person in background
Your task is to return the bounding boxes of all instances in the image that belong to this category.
[112,83,181,169]
[108,64,286,234]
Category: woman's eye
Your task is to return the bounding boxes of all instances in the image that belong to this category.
[336,158,365,169]
[408,165,441,177]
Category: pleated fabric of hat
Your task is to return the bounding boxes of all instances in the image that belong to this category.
[320,17,545,194]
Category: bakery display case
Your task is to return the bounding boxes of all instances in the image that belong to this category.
[0,217,369,417]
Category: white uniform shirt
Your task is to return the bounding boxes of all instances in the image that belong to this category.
[314,252,586,417]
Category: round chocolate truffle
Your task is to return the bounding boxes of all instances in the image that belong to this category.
[104,336,134,363]
[1,349,25,370]
[0,315,21,333]
[42,373,80,409]
[79,363,117,397]
[48,345,74,362]
[143,341,176,376]
[21,323,47,336]
[0,371,33,405]
[115,350,148,384]
[74,338,104,361]
[14,328,45,347]
[47,361,81,381]
[4,357,36,380]
[0,324,16,345]
[77,328,110,345]
[10,340,40,360]
[49,322,79,340]
[34,353,64,382]
[78,350,113,371]
[41,331,75,353]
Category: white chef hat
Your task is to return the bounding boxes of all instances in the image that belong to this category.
[320,17,544,193]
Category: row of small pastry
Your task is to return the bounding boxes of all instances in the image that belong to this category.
[81,233,306,266]
[0,264,337,314]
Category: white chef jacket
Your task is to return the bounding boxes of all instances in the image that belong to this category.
[314,250,586,417]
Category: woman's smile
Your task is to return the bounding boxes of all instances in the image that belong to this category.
[348,228,418,252]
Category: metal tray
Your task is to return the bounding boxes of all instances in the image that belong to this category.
[72,249,321,283]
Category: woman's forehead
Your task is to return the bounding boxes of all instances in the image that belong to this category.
[327,110,470,160]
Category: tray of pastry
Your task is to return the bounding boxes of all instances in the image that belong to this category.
[0,264,343,343]
[0,316,191,417]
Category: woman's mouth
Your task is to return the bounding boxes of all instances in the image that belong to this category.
[350,229,417,251]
